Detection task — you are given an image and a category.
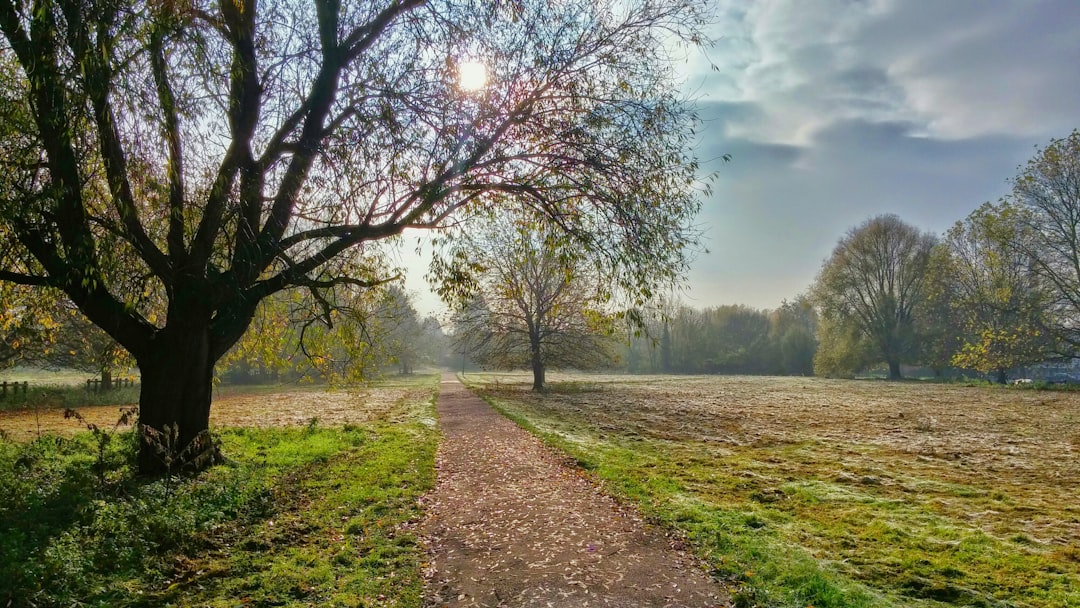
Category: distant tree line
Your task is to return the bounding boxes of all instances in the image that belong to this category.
[620,298,817,376]
[2,281,449,386]
[617,129,1080,382]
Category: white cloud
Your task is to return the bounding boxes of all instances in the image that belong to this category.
[696,0,1080,145]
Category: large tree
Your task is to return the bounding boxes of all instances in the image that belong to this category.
[0,0,708,471]
[941,203,1053,383]
[812,214,937,380]
[441,215,617,390]
[375,284,423,375]
[1009,130,1080,354]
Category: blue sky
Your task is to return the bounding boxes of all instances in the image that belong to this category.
[403,0,1080,317]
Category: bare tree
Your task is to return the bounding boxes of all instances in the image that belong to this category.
[0,0,710,471]
[813,215,937,380]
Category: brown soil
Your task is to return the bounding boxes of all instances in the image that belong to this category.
[421,375,728,607]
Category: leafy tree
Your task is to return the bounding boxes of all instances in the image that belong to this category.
[700,305,772,373]
[0,0,709,471]
[917,244,965,375]
[812,215,937,380]
[812,315,873,378]
[942,203,1054,382]
[620,298,817,376]
[216,291,296,383]
[375,285,423,375]
[440,215,617,390]
[448,294,494,373]
[0,283,57,369]
[417,315,450,369]
[0,284,132,385]
[769,296,817,375]
[1008,130,1080,354]
[218,282,406,383]
[42,301,134,389]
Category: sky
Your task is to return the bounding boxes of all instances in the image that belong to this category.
[401,0,1080,318]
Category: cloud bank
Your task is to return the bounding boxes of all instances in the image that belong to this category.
[681,0,1080,309]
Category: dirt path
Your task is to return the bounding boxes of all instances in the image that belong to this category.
[421,375,728,607]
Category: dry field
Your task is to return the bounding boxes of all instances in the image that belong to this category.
[0,380,435,440]
[470,372,1080,607]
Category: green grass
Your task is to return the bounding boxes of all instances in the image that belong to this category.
[468,374,1079,608]
[0,375,440,607]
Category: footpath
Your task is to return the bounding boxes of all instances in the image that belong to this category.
[421,374,728,607]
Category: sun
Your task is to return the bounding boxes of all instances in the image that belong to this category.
[458,60,487,92]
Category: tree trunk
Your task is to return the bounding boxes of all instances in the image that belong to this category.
[101,369,112,391]
[531,354,545,391]
[530,332,545,391]
[996,368,1007,385]
[887,359,902,380]
[135,326,219,475]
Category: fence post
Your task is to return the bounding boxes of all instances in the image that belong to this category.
[21,381,27,398]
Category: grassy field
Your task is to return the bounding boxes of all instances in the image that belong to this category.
[0,373,440,607]
[466,372,1080,608]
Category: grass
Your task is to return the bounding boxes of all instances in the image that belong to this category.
[0,373,440,607]
[0,366,359,414]
[0,383,143,412]
[464,372,1080,608]
[0,371,444,416]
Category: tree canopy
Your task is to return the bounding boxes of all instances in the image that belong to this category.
[939,203,1053,383]
[1008,130,1080,354]
[0,0,711,472]
[812,214,937,380]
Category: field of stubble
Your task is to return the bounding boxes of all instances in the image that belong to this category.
[470,373,1080,608]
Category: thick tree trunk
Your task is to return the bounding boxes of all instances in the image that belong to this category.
[136,326,219,475]
[887,359,902,380]
[101,369,112,391]
[996,368,1008,385]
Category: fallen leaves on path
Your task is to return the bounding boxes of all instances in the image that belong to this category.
[421,375,727,607]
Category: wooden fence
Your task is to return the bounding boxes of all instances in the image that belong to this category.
[0,381,29,399]
[85,378,137,392]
